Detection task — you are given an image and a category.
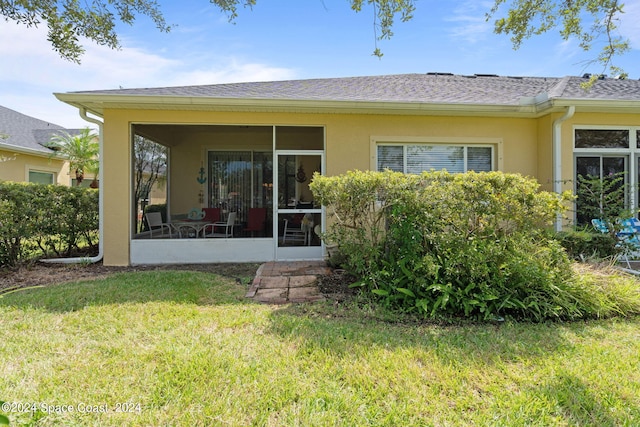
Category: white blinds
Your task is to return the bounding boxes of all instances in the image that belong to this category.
[377,144,492,173]
[377,146,403,172]
[407,145,464,173]
[466,147,492,172]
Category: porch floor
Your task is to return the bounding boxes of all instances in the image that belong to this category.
[246,261,332,304]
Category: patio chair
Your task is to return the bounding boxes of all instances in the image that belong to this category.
[591,218,610,234]
[145,211,173,239]
[202,208,221,224]
[282,213,313,245]
[592,218,640,268]
[203,212,236,238]
[243,208,267,237]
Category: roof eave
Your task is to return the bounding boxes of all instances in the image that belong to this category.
[55,93,550,118]
[552,98,640,113]
[0,141,58,158]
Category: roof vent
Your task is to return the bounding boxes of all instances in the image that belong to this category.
[474,74,499,77]
[582,73,591,79]
[426,72,453,76]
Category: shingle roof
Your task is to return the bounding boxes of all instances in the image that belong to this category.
[0,105,80,154]
[67,73,640,105]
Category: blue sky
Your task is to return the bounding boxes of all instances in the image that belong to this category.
[1,0,639,129]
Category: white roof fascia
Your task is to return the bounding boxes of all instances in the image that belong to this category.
[55,93,547,118]
[551,98,640,113]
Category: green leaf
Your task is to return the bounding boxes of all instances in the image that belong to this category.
[396,287,415,298]
[372,289,390,296]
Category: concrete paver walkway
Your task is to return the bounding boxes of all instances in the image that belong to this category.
[246,261,332,303]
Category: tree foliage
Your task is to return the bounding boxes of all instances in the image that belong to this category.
[488,0,630,81]
[0,0,629,74]
[48,128,98,185]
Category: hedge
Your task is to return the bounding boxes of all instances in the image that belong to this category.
[310,170,638,321]
[0,182,98,267]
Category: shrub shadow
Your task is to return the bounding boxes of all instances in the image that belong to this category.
[267,303,575,365]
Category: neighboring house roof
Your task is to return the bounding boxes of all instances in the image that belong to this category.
[55,73,640,118]
[0,105,82,157]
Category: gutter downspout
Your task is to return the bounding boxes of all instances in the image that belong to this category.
[41,108,104,264]
[552,105,575,232]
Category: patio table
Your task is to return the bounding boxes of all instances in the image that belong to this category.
[171,220,210,238]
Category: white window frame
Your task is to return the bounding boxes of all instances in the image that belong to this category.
[370,136,502,173]
[573,125,640,215]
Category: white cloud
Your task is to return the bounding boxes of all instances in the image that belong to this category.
[446,1,495,44]
[0,22,297,128]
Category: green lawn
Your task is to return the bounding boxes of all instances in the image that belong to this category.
[0,270,639,426]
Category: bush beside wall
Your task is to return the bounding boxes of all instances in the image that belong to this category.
[311,170,638,321]
[0,182,98,267]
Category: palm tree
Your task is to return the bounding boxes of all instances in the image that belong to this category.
[48,128,99,186]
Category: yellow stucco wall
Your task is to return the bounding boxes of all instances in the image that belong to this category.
[99,107,640,265]
[0,149,69,185]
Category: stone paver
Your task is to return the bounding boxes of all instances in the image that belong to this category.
[247,261,328,304]
[288,275,318,288]
[288,286,324,303]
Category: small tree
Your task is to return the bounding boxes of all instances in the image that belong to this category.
[48,128,99,186]
[576,171,631,227]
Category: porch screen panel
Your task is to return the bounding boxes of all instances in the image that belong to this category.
[208,151,251,222]
[252,152,273,210]
[377,146,404,172]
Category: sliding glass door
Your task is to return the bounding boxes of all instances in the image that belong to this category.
[208,151,273,237]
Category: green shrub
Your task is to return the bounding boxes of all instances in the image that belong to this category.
[555,228,618,260]
[311,170,637,321]
[0,182,98,267]
[575,171,630,225]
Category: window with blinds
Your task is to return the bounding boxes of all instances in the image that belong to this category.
[377,144,492,173]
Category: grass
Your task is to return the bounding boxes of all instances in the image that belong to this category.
[0,270,639,426]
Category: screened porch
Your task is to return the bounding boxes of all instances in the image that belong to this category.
[130,124,325,264]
